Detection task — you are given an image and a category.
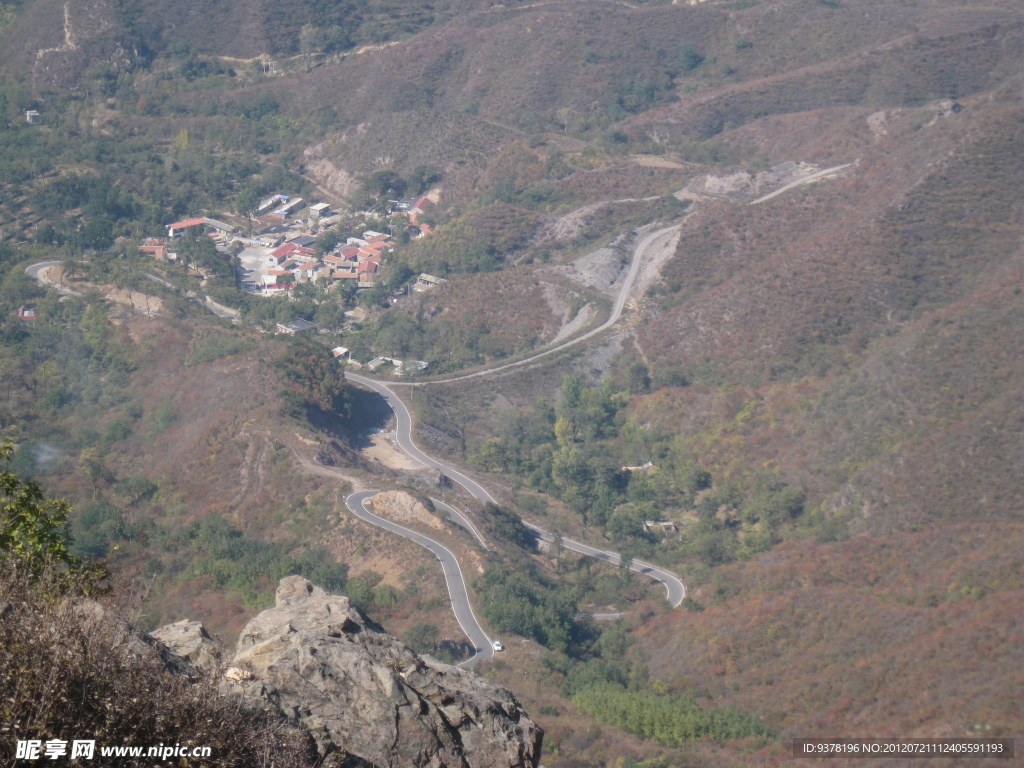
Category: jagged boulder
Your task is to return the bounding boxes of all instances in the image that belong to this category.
[151,619,225,675]
[223,576,542,768]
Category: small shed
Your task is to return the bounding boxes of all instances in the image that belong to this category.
[415,273,446,291]
[25,110,41,125]
[274,198,304,216]
[205,218,235,234]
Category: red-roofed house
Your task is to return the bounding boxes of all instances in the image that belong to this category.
[167,217,234,238]
[358,241,390,260]
[140,238,171,260]
[409,197,434,224]
[266,243,296,266]
[324,254,356,269]
[267,242,317,266]
[290,246,317,261]
[167,217,208,238]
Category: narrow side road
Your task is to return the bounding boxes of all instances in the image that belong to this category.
[749,162,854,205]
[432,498,490,551]
[394,221,684,385]
[344,490,494,668]
[26,261,239,321]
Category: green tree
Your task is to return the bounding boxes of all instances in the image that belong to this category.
[560,374,585,410]
[551,533,564,572]
[363,170,406,199]
[408,165,441,195]
[119,475,157,505]
[554,416,577,446]
[61,256,82,285]
[78,448,115,498]
[626,362,651,395]
[374,583,399,608]
[678,44,704,72]
[402,622,440,654]
[1,442,103,583]
[236,186,260,235]
[314,228,342,255]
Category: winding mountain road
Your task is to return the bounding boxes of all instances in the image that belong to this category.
[432,498,490,551]
[348,372,496,502]
[522,522,685,606]
[342,373,686,666]
[345,490,494,667]
[338,218,689,664]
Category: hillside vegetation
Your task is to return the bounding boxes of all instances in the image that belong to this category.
[1,0,1023,765]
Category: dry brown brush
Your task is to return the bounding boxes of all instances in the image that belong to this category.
[0,564,317,767]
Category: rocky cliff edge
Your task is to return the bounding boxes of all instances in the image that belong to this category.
[154,575,542,768]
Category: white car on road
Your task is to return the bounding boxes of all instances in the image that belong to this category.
[492,640,504,652]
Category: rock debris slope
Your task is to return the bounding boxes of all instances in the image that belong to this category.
[215,575,542,768]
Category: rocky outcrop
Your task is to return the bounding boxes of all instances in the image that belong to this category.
[370,490,444,530]
[150,619,225,676]
[167,576,541,768]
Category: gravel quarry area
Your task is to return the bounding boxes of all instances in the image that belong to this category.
[564,246,628,295]
[542,233,632,297]
[675,160,823,203]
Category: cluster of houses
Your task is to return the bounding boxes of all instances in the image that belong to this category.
[261,228,396,291]
[139,192,441,298]
[390,196,435,230]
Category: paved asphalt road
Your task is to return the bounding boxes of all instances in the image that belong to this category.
[344,490,494,667]
[346,372,497,504]
[26,260,82,297]
[345,372,687,607]
[522,522,685,606]
[432,498,490,551]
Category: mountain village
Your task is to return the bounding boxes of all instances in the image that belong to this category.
[140,192,442,299]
